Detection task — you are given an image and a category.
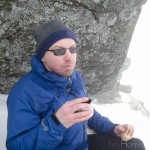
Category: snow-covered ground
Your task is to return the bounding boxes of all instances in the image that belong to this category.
[0,94,8,150]
[93,101,150,150]
[0,94,149,150]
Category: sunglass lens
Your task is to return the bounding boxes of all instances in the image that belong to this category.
[70,47,79,53]
[54,48,66,56]
[53,46,79,56]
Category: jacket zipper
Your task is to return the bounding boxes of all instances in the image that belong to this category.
[66,77,85,150]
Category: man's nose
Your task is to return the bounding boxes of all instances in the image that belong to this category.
[64,49,73,60]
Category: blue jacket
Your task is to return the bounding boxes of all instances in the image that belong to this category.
[6,55,115,150]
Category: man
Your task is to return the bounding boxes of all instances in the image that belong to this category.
[6,19,145,150]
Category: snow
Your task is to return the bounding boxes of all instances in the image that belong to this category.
[93,102,150,150]
[0,94,149,150]
[0,94,8,150]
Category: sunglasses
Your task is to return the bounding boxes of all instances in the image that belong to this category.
[47,46,80,56]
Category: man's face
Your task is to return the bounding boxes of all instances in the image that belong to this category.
[41,38,77,77]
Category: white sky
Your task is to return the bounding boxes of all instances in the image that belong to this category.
[120,0,150,110]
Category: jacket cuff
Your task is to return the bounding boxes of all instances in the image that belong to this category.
[110,124,119,137]
[51,112,61,125]
[45,110,66,134]
[48,115,66,133]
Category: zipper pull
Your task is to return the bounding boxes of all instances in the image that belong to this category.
[66,77,72,92]
[67,77,72,84]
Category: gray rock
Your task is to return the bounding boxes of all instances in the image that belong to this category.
[0,0,147,103]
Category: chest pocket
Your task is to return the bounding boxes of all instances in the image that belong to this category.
[34,96,62,119]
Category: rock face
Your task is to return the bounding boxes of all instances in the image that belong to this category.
[0,0,147,100]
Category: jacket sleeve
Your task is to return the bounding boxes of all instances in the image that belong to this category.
[77,72,116,134]
[88,109,116,134]
[6,90,66,150]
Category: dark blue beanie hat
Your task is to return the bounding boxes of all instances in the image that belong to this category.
[32,19,79,60]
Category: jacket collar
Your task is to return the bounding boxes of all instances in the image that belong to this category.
[31,55,77,88]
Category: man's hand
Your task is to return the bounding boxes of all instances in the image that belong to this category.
[55,97,93,128]
[114,124,134,141]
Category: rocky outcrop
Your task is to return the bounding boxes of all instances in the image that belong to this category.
[0,0,147,101]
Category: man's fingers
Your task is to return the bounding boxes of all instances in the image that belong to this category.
[74,114,92,123]
[71,103,92,113]
[129,126,134,136]
[121,124,134,141]
[67,97,89,106]
[73,109,92,119]
[59,110,92,127]
[56,98,93,128]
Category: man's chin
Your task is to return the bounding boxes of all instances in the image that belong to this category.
[65,71,73,77]
[56,69,74,77]
[63,70,74,77]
